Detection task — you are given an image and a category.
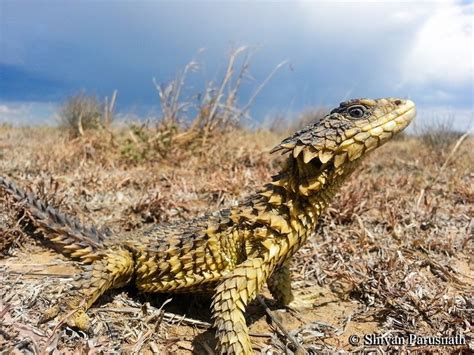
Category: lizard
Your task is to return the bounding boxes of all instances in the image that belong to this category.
[0,98,416,354]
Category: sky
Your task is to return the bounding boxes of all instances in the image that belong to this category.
[0,0,473,131]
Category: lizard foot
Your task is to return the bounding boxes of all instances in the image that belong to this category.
[38,297,91,331]
[286,292,318,311]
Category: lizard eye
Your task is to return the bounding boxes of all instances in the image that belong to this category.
[347,105,366,119]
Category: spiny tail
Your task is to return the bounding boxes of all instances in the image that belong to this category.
[0,176,108,263]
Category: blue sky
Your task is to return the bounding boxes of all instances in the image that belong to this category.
[0,0,473,130]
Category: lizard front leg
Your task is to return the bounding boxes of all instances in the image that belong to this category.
[267,261,294,307]
[211,256,275,355]
[42,248,135,330]
[268,261,319,311]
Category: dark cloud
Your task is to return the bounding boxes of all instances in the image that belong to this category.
[0,63,65,101]
[0,0,472,124]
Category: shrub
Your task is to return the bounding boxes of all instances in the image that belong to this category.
[120,121,179,163]
[415,117,464,154]
[58,91,117,138]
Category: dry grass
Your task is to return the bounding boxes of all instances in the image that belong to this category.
[118,47,288,161]
[0,121,472,353]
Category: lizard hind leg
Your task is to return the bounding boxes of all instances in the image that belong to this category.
[41,248,135,330]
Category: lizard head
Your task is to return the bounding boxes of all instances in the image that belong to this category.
[273,97,415,166]
[270,98,416,195]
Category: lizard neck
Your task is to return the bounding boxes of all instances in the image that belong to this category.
[231,154,357,261]
[261,154,353,229]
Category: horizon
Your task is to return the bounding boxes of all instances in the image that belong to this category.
[0,0,473,131]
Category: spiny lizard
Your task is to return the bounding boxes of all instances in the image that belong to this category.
[0,98,416,354]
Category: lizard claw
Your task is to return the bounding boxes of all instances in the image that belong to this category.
[286,292,318,311]
[38,300,91,331]
[65,309,91,331]
[38,304,61,324]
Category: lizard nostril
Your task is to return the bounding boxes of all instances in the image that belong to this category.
[394,99,402,106]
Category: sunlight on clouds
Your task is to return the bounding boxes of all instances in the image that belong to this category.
[0,104,27,120]
[297,0,472,100]
[0,102,57,125]
[296,1,429,36]
[400,1,473,87]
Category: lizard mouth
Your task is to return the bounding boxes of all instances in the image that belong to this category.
[335,99,416,164]
[364,99,416,137]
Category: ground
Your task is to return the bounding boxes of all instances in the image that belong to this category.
[0,125,472,354]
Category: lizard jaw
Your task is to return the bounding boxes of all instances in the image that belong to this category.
[336,99,416,163]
